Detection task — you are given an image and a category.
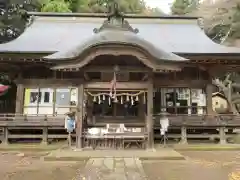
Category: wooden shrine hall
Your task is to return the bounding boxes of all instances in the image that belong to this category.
[0,4,240,148]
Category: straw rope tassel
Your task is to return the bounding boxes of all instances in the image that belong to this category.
[136,95,139,101]
[126,95,129,101]
[131,96,134,105]
[98,95,101,104]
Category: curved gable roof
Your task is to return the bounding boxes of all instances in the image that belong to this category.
[44,29,187,62]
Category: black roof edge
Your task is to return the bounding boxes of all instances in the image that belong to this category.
[0,51,55,55]
[1,52,240,57]
[177,53,240,57]
[27,12,199,20]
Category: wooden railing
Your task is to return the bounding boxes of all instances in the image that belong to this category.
[0,114,65,126]
[0,113,239,127]
[153,114,240,127]
[0,113,238,145]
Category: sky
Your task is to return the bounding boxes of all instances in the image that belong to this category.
[145,0,174,14]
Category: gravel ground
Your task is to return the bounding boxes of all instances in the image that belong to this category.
[0,151,239,180]
[0,153,85,180]
[143,151,240,180]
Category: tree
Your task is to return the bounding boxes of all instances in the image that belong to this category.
[0,0,36,44]
[192,1,240,114]
[192,0,240,44]
[171,0,199,15]
[68,0,147,13]
[212,72,240,114]
[41,0,72,12]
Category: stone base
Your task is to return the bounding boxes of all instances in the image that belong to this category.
[44,149,185,161]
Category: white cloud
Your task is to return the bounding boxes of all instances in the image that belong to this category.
[145,0,174,14]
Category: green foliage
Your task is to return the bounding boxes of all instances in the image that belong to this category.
[67,0,147,13]
[0,0,36,43]
[41,0,72,12]
[171,0,199,15]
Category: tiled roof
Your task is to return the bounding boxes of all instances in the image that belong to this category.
[0,16,239,55]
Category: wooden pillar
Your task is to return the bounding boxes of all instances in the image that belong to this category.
[180,126,187,144]
[147,74,154,149]
[76,84,84,149]
[2,127,8,145]
[206,83,214,115]
[138,95,144,121]
[15,84,24,114]
[219,126,226,144]
[15,73,24,114]
[41,115,48,145]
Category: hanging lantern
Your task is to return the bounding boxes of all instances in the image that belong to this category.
[103,94,105,101]
[126,95,130,101]
[108,97,111,105]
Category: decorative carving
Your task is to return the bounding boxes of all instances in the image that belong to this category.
[93,1,139,34]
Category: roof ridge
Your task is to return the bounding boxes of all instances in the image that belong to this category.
[28,12,200,20]
[34,16,198,25]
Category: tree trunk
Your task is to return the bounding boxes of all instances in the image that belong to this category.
[222,89,239,114]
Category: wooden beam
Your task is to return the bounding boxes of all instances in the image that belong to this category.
[83,66,151,72]
[85,82,148,89]
[18,79,84,87]
[154,79,208,88]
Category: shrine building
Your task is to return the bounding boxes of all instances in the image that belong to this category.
[0,8,240,148]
